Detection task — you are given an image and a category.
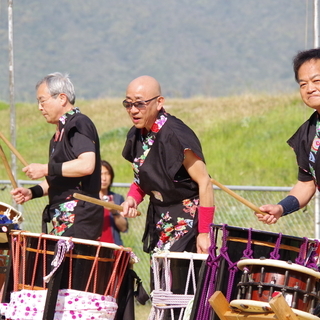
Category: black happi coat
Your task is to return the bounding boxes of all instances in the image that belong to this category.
[123,110,205,253]
[44,110,103,240]
[287,111,318,186]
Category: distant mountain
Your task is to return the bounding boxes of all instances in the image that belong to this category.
[0,0,315,101]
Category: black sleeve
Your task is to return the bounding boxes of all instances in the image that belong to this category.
[70,131,96,157]
[298,167,313,182]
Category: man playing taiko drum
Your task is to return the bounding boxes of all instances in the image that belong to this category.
[121,75,215,254]
[11,72,103,240]
[256,48,320,224]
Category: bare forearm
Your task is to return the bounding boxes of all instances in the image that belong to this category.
[289,180,316,208]
[199,178,214,207]
[39,180,49,196]
[113,214,128,232]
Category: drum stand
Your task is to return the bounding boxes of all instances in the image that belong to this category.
[209,291,300,320]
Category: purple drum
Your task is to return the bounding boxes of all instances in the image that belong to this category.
[190,224,319,320]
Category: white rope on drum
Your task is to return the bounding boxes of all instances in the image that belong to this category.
[148,252,197,320]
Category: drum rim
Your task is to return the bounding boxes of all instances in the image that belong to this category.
[230,299,320,320]
[237,258,320,279]
[152,251,208,260]
[10,231,132,252]
[212,224,317,243]
[0,201,21,215]
[0,201,23,223]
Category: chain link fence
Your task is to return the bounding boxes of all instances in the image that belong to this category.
[0,181,317,294]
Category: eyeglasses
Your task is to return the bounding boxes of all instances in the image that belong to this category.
[37,93,59,106]
[122,95,160,109]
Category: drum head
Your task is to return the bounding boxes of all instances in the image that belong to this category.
[230,299,272,313]
[237,258,320,279]
[230,300,320,320]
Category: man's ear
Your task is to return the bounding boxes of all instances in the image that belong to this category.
[59,93,68,106]
[157,96,165,110]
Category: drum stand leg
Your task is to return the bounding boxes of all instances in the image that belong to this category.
[209,291,300,320]
[269,293,300,320]
[42,259,66,320]
[208,291,231,320]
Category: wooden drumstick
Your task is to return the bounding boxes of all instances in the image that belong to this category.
[0,144,18,189]
[210,178,267,216]
[73,192,142,216]
[0,131,28,167]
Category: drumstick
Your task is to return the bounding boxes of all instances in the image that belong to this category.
[0,131,28,167]
[0,144,18,189]
[73,192,141,216]
[210,178,267,216]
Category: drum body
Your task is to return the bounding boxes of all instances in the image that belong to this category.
[236,259,320,313]
[8,232,131,297]
[214,225,316,301]
[192,224,318,320]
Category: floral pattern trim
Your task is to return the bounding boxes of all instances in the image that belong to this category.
[59,107,81,126]
[50,200,78,236]
[309,119,320,185]
[52,107,81,153]
[132,113,167,176]
[155,198,198,251]
[182,198,199,217]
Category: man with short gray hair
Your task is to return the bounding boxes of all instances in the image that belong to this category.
[11,72,103,240]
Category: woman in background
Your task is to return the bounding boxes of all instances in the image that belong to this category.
[100,160,128,245]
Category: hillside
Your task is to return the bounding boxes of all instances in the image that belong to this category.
[0,93,312,187]
[0,0,315,101]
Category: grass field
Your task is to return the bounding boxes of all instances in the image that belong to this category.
[0,92,312,186]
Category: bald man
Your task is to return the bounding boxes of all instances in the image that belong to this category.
[121,75,214,254]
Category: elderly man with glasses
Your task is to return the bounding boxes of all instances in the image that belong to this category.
[121,75,215,255]
[11,72,103,240]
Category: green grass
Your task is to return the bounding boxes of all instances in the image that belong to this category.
[199,94,309,186]
[0,92,312,186]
